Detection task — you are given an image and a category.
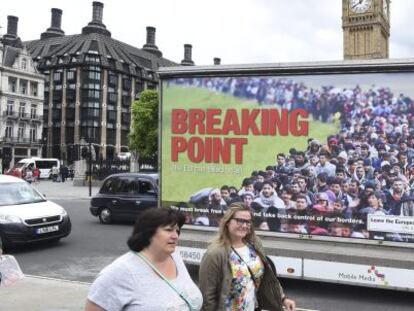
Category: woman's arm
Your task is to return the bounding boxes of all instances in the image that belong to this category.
[84,299,106,311]
[199,249,222,311]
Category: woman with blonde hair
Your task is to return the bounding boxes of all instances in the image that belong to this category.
[199,202,295,311]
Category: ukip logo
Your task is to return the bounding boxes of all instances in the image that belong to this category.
[368,266,388,286]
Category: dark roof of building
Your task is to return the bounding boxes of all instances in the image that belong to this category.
[2,45,20,67]
[25,32,177,77]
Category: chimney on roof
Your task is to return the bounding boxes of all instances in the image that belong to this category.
[6,16,18,38]
[2,16,22,48]
[142,26,162,58]
[82,1,111,37]
[214,58,221,65]
[92,1,103,23]
[41,8,65,39]
[51,8,63,29]
[181,44,194,66]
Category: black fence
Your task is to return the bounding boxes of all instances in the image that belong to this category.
[87,159,131,180]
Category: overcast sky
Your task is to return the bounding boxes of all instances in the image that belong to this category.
[1,0,413,65]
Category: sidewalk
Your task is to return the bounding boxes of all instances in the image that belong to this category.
[0,180,97,310]
[32,179,100,200]
[0,275,90,311]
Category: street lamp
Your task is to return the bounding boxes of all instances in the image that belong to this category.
[80,137,92,197]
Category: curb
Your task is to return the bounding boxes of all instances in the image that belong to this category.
[25,274,92,286]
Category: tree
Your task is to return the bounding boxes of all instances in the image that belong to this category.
[128,90,158,169]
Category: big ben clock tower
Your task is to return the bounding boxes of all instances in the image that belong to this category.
[342,0,390,60]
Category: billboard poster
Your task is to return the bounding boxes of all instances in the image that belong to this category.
[161,72,414,244]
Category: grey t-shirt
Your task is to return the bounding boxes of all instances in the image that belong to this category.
[88,251,202,311]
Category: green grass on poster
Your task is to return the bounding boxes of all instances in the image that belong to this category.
[161,85,338,202]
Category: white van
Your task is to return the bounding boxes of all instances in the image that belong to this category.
[15,158,60,179]
[0,175,71,248]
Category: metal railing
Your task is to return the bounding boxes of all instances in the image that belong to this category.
[2,111,19,118]
[1,111,43,121]
[0,136,42,144]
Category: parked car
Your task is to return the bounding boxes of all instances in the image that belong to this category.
[0,175,71,249]
[90,173,158,224]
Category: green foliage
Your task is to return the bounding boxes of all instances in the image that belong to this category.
[129,90,159,163]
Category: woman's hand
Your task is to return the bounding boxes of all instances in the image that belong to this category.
[283,297,296,311]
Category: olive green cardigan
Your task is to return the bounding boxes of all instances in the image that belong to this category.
[198,240,284,311]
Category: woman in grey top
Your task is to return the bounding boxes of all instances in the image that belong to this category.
[85,208,202,311]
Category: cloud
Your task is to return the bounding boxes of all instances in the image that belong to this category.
[0,0,413,65]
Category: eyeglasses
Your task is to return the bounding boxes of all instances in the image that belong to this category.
[231,218,252,227]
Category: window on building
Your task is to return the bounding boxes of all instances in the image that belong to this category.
[67,70,76,81]
[31,104,37,118]
[66,89,76,102]
[88,71,101,80]
[18,124,25,139]
[6,100,14,115]
[30,126,37,142]
[30,82,38,96]
[85,54,100,63]
[108,92,117,103]
[5,123,13,138]
[80,126,101,142]
[108,111,117,122]
[122,76,131,91]
[108,73,118,86]
[19,102,26,118]
[20,79,28,94]
[8,77,17,92]
[53,72,62,82]
[88,90,100,99]
[21,58,27,70]
[135,81,144,98]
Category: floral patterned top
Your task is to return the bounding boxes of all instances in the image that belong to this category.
[225,244,265,311]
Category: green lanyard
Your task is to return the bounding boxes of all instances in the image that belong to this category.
[134,252,195,311]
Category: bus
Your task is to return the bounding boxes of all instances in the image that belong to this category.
[16,158,60,179]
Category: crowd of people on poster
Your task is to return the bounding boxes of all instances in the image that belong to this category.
[169,74,414,243]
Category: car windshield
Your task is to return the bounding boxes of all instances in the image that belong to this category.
[15,162,27,169]
[0,182,45,206]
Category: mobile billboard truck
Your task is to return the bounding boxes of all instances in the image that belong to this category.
[159,60,414,291]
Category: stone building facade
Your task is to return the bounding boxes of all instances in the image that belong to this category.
[0,16,45,169]
[24,2,194,163]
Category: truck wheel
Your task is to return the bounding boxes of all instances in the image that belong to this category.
[99,208,112,224]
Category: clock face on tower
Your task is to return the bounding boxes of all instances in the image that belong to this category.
[350,0,372,13]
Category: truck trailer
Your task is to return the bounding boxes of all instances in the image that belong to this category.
[158,59,414,291]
